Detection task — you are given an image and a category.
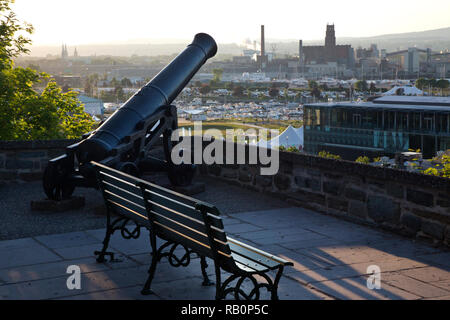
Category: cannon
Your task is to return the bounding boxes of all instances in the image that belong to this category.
[43,33,217,200]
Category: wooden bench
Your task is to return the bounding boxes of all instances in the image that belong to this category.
[92,161,293,300]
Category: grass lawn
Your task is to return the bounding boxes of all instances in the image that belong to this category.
[178,119,303,139]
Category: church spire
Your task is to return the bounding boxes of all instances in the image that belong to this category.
[62,43,68,59]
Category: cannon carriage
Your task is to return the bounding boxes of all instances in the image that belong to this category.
[43,33,217,200]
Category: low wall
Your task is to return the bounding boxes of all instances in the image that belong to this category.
[0,140,78,182]
[2,138,449,246]
[198,146,450,247]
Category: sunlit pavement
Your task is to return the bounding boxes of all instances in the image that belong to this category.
[0,207,449,300]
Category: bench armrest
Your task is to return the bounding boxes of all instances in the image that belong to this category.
[227,237,293,267]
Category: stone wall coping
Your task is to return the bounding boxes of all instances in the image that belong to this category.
[280,151,450,192]
[0,139,80,150]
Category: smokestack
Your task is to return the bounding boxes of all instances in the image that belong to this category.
[261,25,265,57]
[299,40,303,64]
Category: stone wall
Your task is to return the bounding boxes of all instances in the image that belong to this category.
[198,145,450,247]
[0,140,78,182]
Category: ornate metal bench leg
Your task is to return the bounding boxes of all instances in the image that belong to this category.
[141,233,158,295]
[214,264,223,300]
[270,267,284,301]
[95,211,115,263]
[200,256,214,286]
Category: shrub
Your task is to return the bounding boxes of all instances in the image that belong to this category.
[355,156,370,164]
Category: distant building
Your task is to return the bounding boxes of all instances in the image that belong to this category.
[61,44,68,60]
[53,75,82,88]
[78,94,104,117]
[304,96,450,159]
[300,25,355,68]
[386,48,425,74]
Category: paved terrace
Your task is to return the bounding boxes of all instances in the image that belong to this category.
[0,177,449,300]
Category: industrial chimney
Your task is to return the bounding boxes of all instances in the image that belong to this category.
[261,25,265,57]
[299,40,303,64]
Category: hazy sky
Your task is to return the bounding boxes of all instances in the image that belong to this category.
[11,0,450,46]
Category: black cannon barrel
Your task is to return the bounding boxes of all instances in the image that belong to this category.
[77,33,217,163]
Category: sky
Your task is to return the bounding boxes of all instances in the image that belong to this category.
[11,0,450,46]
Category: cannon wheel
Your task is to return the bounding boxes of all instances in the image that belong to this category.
[168,164,196,187]
[118,162,141,178]
[43,163,75,201]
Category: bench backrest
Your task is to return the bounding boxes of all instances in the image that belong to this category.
[92,161,235,267]
[94,162,149,227]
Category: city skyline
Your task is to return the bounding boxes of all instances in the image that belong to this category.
[12,0,450,46]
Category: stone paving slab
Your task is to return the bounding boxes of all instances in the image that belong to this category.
[381,272,450,298]
[34,231,100,249]
[309,276,422,300]
[0,238,62,269]
[0,207,449,300]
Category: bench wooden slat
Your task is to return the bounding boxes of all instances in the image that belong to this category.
[149,209,231,257]
[230,253,270,272]
[102,179,146,207]
[103,190,149,225]
[153,221,231,260]
[98,167,141,189]
[145,183,199,209]
[230,245,280,271]
[144,189,225,231]
[228,238,293,267]
[99,171,141,194]
[146,198,229,248]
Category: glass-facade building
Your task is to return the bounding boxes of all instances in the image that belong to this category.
[304,96,450,159]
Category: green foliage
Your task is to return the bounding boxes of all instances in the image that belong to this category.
[308,80,318,89]
[199,84,211,95]
[436,79,449,90]
[423,155,450,178]
[354,80,368,92]
[0,0,94,141]
[232,85,244,97]
[212,68,223,83]
[269,87,279,98]
[415,78,428,90]
[318,151,341,160]
[355,156,370,164]
[415,78,449,90]
[310,86,321,99]
[278,145,300,153]
[286,146,300,153]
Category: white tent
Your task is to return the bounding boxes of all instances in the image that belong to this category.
[293,127,304,146]
[258,125,303,150]
[383,86,423,96]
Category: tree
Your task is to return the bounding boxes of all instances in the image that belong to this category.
[0,0,94,140]
[232,85,244,97]
[212,68,223,83]
[308,80,318,90]
[416,78,429,90]
[199,84,211,95]
[269,87,279,98]
[225,82,235,90]
[354,80,368,92]
[436,79,449,90]
[121,77,132,87]
[114,85,125,102]
[311,87,321,99]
